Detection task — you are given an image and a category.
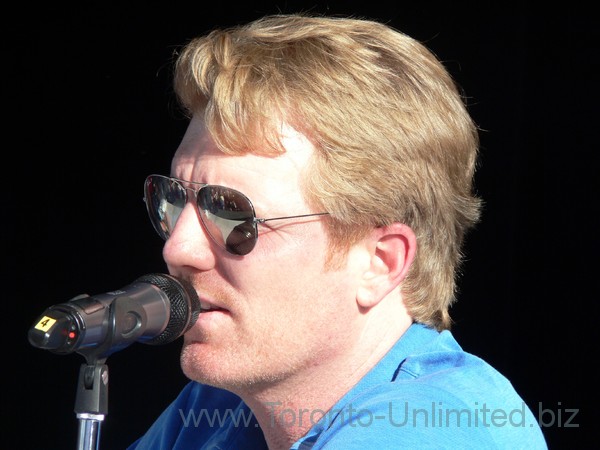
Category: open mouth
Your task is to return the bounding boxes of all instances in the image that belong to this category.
[199,301,225,313]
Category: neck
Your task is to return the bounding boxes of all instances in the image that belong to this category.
[236,311,412,450]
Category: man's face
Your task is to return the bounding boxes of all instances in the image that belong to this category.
[164,115,365,393]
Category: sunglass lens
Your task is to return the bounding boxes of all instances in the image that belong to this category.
[196,186,258,255]
[225,221,258,255]
[145,176,186,240]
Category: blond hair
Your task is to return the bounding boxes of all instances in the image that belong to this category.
[173,14,482,330]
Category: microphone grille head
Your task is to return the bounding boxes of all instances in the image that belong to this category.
[135,273,201,345]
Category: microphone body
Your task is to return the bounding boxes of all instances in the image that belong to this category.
[28,273,201,359]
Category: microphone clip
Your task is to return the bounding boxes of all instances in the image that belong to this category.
[78,293,151,363]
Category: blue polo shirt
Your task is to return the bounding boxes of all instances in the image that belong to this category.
[128,323,547,449]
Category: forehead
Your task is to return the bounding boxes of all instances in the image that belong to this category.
[172,115,315,185]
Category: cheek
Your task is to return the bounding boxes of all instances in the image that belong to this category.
[244,249,357,336]
[225,221,357,329]
[254,237,330,306]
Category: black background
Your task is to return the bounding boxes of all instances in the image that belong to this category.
[4,2,597,449]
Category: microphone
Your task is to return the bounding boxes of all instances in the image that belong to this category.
[28,273,201,359]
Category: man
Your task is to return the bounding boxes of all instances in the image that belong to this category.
[130,13,547,449]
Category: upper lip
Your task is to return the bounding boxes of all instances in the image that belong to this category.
[184,277,230,312]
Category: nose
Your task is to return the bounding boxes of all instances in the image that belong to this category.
[162,201,217,272]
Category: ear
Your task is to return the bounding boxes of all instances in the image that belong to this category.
[356,223,416,309]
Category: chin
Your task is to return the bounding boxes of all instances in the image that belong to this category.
[180,341,245,388]
[179,342,289,393]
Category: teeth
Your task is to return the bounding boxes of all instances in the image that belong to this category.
[200,301,217,311]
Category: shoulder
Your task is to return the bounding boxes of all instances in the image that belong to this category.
[309,373,548,449]
[321,383,546,448]
[297,326,548,449]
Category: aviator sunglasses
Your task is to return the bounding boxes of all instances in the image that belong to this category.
[143,174,329,256]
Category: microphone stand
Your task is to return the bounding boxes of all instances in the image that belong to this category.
[74,359,108,450]
[73,295,143,450]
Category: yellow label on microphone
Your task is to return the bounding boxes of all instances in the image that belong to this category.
[34,316,57,332]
